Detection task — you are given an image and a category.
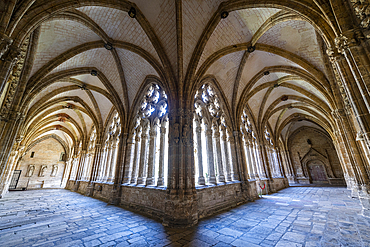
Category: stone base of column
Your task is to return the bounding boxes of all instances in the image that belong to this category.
[217,175,225,183]
[198,176,205,185]
[208,176,217,185]
[122,177,131,184]
[157,177,165,186]
[130,178,137,184]
[163,195,198,228]
[136,177,146,185]
[226,175,232,182]
[231,173,239,181]
[286,175,297,184]
[146,177,155,186]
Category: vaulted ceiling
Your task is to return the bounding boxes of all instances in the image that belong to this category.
[16,0,337,152]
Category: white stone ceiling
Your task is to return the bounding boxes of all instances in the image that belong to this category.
[23,1,333,152]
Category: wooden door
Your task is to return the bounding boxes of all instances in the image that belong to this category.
[308,162,327,181]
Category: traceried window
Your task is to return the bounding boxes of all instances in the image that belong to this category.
[193,84,239,186]
[97,112,121,183]
[124,83,169,186]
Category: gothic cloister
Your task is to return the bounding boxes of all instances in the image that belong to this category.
[1,0,370,245]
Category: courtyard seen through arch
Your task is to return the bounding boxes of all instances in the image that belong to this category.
[0,0,370,246]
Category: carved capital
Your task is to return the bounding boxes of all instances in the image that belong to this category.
[356,131,365,141]
[335,35,349,54]
[205,128,212,137]
[149,128,157,137]
[2,44,21,63]
[331,109,347,120]
[0,33,13,59]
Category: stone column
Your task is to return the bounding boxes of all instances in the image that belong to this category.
[146,125,157,186]
[88,143,102,182]
[122,133,135,184]
[275,148,285,177]
[130,129,141,184]
[164,105,197,228]
[331,55,370,185]
[204,123,216,184]
[252,141,263,178]
[75,150,85,181]
[157,121,167,186]
[194,118,205,185]
[107,141,118,183]
[212,122,225,183]
[248,139,258,178]
[242,136,253,179]
[103,145,112,182]
[137,121,149,185]
[98,148,107,181]
[0,43,20,95]
[220,126,231,181]
[227,129,239,181]
[266,146,276,177]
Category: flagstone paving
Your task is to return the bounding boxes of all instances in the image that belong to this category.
[1,186,370,246]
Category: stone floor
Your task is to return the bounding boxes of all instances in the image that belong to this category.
[1,187,370,247]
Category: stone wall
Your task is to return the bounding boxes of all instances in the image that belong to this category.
[197,182,247,219]
[15,139,66,189]
[66,178,288,225]
[288,127,345,184]
[92,182,114,202]
[119,186,167,220]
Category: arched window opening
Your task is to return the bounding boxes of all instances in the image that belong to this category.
[125,83,168,187]
[97,112,121,183]
[193,84,239,186]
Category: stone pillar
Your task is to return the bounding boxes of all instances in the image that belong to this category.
[122,133,135,184]
[212,122,225,183]
[227,129,239,181]
[248,140,258,179]
[266,146,276,177]
[0,44,20,95]
[157,122,167,186]
[242,136,253,179]
[98,148,107,182]
[89,143,102,182]
[164,106,197,228]
[130,128,141,184]
[253,141,263,178]
[204,123,216,184]
[194,118,205,185]
[220,126,231,181]
[104,146,112,181]
[107,142,118,183]
[137,121,149,185]
[146,125,158,186]
[75,150,85,181]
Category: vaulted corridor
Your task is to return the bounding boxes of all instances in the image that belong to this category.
[1,186,370,247]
